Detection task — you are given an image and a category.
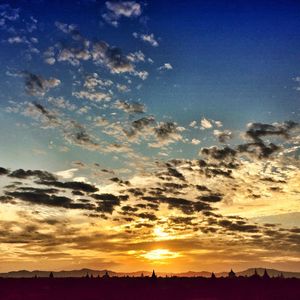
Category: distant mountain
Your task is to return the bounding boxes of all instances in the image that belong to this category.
[0,268,299,278]
[236,268,300,279]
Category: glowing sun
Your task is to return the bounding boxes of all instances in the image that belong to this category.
[141,249,181,261]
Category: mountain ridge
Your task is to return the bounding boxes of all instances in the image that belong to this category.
[0,268,299,278]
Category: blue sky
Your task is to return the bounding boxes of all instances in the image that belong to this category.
[0,0,299,272]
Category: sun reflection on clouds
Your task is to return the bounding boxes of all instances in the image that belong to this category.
[140,249,181,261]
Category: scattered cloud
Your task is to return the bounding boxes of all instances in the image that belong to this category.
[103,1,142,27]
[133,32,159,47]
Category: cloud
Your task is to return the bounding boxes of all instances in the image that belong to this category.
[73,91,112,102]
[84,74,113,90]
[103,1,142,27]
[191,138,201,145]
[133,32,159,47]
[201,146,237,161]
[158,63,173,71]
[198,193,223,203]
[92,41,135,74]
[213,130,233,143]
[127,50,145,63]
[150,121,182,147]
[0,167,10,176]
[37,179,98,193]
[55,168,78,180]
[238,121,299,159]
[5,191,74,209]
[23,72,61,96]
[200,118,213,129]
[189,121,197,128]
[7,36,27,44]
[55,21,78,35]
[124,116,155,139]
[8,169,57,181]
[142,196,212,215]
[91,193,128,213]
[114,100,145,113]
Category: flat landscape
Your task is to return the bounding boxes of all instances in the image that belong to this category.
[0,277,299,300]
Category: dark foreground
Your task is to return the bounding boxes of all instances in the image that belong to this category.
[0,277,299,300]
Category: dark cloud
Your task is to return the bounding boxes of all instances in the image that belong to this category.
[214,130,233,143]
[64,120,100,150]
[142,196,212,215]
[169,216,195,225]
[0,167,9,175]
[8,169,57,181]
[127,188,145,197]
[169,167,186,181]
[218,219,260,233]
[137,212,157,221]
[238,121,299,159]
[23,72,60,96]
[16,187,60,194]
[121,205,138,213]
[72,190,85,196]
[198,193,223,203]
[193,201,212,212]
[37,179,98,193]
[237,142,280,159]
[201,167,233,178]
[91,193,128,214]
[195,185,211,192]
[245,121,298,141]
[201,146,237,161]
[115,100,146,114]
[124,116,155,138]
[154,121,177,140]
[5,191,73,208]
[92,42,134,74]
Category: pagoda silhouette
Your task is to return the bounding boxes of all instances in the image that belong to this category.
[228,269,236,278]
[251,269,260,279]
[262,269,270,280]
[151,270,157,279]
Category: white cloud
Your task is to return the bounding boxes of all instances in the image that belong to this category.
[200,118,212,129]
[191,138,201,145]
[133,32,159,47]
[158,63,173,71]
[103,1,142,27]
[55,168,78,179]
[189,120,197,128]
[73,91,111,102]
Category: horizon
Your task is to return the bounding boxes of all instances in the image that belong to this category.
[1,266,300,276]
[0,0,300,275]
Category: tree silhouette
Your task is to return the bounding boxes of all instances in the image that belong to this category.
[49,272,54,278]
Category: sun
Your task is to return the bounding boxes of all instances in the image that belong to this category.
[153,226,169,239]
[141,249,181,261]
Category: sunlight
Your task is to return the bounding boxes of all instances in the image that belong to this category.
[141,249,181,261]
[154,226,169,239]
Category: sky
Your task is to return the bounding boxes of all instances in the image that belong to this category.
[0,0,299,273]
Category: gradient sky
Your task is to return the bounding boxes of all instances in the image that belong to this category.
[0,0,299,273]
